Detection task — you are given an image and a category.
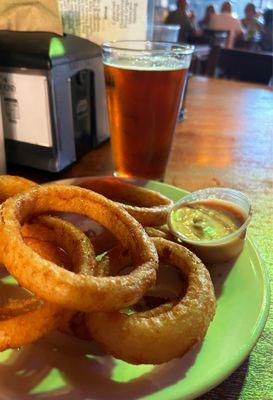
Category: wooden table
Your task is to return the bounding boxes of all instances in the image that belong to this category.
[7,76,273,399]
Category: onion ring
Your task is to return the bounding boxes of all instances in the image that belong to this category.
[89,228,119,255]
[59,245,133,341]
[0,214,96,351]
[0,235,64,350]
[0,215,96,318]
[0,175,37,202]
[0,175,97,316]
[144,225,176,241]
[75,176,173,226]
[0,184,158,311]
[59,312,92,341]
[0,175,93,321]
[0,237,69,319]
[21,215,96,276]
[86,237,216,364]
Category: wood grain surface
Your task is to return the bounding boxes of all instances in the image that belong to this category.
[7,76,273,399]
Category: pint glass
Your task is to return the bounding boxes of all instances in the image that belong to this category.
[102,41,194,180]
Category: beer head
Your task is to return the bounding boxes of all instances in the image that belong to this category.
[102,40,194,71]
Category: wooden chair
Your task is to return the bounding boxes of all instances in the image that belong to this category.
[203,29,230,47]
[187,29,229,47]
[206,46,273,85]
[188,30,229,75]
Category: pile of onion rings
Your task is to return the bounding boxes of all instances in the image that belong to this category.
[0,175,216,364]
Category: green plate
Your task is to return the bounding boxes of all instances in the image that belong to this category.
[0,179,270,400]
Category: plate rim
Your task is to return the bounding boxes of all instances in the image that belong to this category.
[184,239,270,400]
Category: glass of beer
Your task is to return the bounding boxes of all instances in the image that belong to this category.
[102,41,194,181]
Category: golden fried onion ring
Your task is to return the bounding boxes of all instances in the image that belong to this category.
[0,235,66,350]
[0,175,96,316]
[76,176,173,226]
[0,184,158,312]
[144,225,176,241]
[0,175,37,203]
[89,227,119,255]
[0,215,96,318]
[86,238,216,364]
[22,215,96,276]
[0,213,97,350]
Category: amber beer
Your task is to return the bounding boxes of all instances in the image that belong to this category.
[102,42,193,180]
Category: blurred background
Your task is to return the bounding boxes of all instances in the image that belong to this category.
[153,0,273,86]
[154,0,273,24]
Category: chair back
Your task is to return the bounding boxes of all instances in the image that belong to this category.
[204,29,230,47]
[207,46,273,85]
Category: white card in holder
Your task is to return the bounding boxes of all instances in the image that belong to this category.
[59,0,154,44]
[0,72,52,148]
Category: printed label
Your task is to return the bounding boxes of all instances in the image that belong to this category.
[3,97,20,123]
[59,0,151,44]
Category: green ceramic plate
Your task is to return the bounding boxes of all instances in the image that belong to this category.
[0,179,270,400]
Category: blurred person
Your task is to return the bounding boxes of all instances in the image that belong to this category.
[260,9,273,51]
[209,1,244,48]
[165,0,196,42]
[199,4,216,30]
[241,3,263,40]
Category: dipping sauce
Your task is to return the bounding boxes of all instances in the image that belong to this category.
[171,200,247,242]
[168,188,252,264]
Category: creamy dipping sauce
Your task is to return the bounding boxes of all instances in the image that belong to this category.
[171,200,246,242]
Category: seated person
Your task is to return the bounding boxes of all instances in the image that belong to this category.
[165,0,196,42]
[241,3,263,40]
[199,4,216,30]
[260,9,273,51]
[209,1,244,48]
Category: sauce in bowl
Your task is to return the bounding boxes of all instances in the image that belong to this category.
[171,200,246,241]
[168,188,252,264]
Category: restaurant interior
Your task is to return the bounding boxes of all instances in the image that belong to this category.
[154,0,273,84]
[0,1,272,400]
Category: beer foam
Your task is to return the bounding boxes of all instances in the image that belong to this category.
[104,55,191,71]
